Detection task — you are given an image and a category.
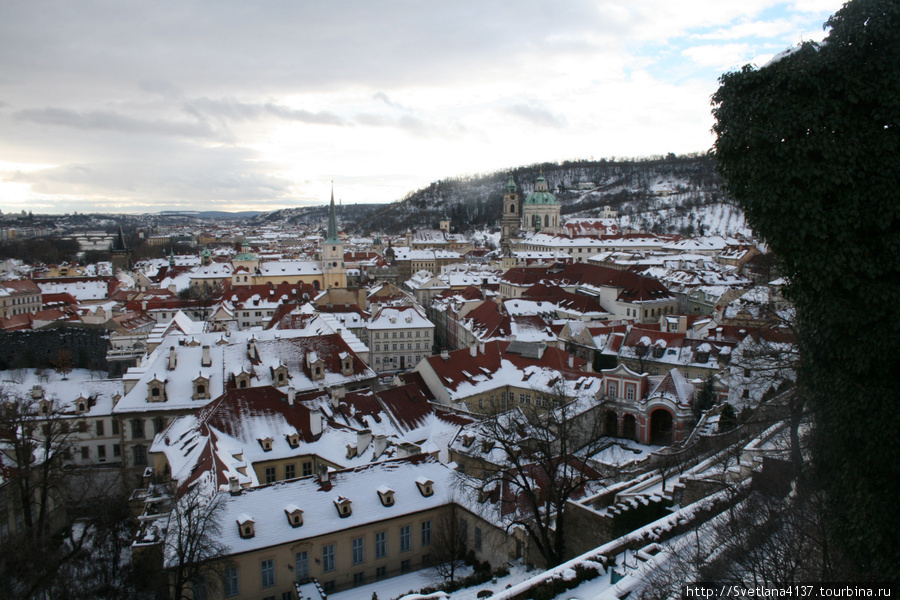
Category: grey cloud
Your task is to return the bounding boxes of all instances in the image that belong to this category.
[182,98,347,126]
[14,107,219,139]
[505,103,568,128]
[353,112,430,137]
[139,79,186,101]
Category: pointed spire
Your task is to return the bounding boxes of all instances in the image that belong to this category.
[112,226,128,252]
[325,182,340,244]
[506,174,517,193]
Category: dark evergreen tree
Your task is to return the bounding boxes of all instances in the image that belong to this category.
[712,0,900,578]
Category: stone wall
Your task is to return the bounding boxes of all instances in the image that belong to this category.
[0,325,109,373]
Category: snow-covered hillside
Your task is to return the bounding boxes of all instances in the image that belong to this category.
[251,154,754,238]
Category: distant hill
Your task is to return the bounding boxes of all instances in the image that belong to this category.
[251,154,753,237]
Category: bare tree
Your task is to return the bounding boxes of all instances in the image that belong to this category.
[163,478,228,600]
[51,348,74,380]
[0,386,83,599]
[459,381,613,568]
[0,386,73,537]
[429,504,468,584]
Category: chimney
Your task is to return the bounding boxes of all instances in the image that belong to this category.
[373,434,389,458]
[396,442,421,458]
[309,408,323,437]
[329,386,345,407]
[441,350,450,361]
[568,354,574,368]
[248,339,258,360]
[716,328,723,341]
[201,345,211,367]
[357,429,372,454]
[470,345,477,357]
[479,342,485,354]
[288,389,295,406]
[318,464,330,484]
[228,477,241,496]
[168,346,177,370]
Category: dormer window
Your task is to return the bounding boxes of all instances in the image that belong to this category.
[75,397,87,413]
[377,486,395,507]
[234,371,251,389]
[415,477,434,497]
[193,376,210,400]
[272,365,289,385]
[341,355,353,376]
[237,515,255,539]
[652,347,665,359]
[259,437,273,452]
[287,433,300,448]
[285,504,303,527]
[148,379,166,403]
[334,496,352,518]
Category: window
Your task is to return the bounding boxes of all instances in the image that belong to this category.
[400,525,411,552]
[375,531,386,559]
[96,420,104,436]
[284,464,295,480]
[323,544,335,572]
[154,417,165,434]
[421,520,432,546]
[133,445,147,466]
[131,419,144,439]
[113,444,121,457]
[282,593,294,600]
[608,381,618,397]
[192,578,208,600]
[265,467,276,484]
[459,518,468,544]
[302,462,313,477]
[112,419,120,435]
[352,537,365,565]
[261,558,275,588]
[353,572,366,586]
[322,581,336,593]
[626,385,635,401]
[401,559,411,573]
[474,526,482,551]
[376,565,386,579]
[97,445,106,460]
[295,551,308,580]
[223,567,239,597]
[81,446,89,460]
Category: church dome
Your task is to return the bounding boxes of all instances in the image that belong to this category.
[523,174,558,205]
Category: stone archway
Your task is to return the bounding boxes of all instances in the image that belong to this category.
[623,414,637,441]
[605,412,618,437]
[649,408,674,445]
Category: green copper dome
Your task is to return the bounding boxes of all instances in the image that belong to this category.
[523,174,558,205]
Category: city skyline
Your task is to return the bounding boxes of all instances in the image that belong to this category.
[1,0,843,215]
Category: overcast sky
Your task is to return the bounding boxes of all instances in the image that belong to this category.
[0,0,845,215]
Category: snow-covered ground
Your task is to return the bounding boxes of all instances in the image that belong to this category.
[332,565,536,600]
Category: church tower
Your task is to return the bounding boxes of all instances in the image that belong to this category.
[322,187,347,289]
[110,226,132,273]
[439,208,450,235]
[500,174,520,249]
[521,172,560,234]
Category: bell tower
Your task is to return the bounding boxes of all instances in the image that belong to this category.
[322,186,347,289]
[500,174,520,249]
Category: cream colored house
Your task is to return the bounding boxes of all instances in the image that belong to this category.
[163,458,511,598]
